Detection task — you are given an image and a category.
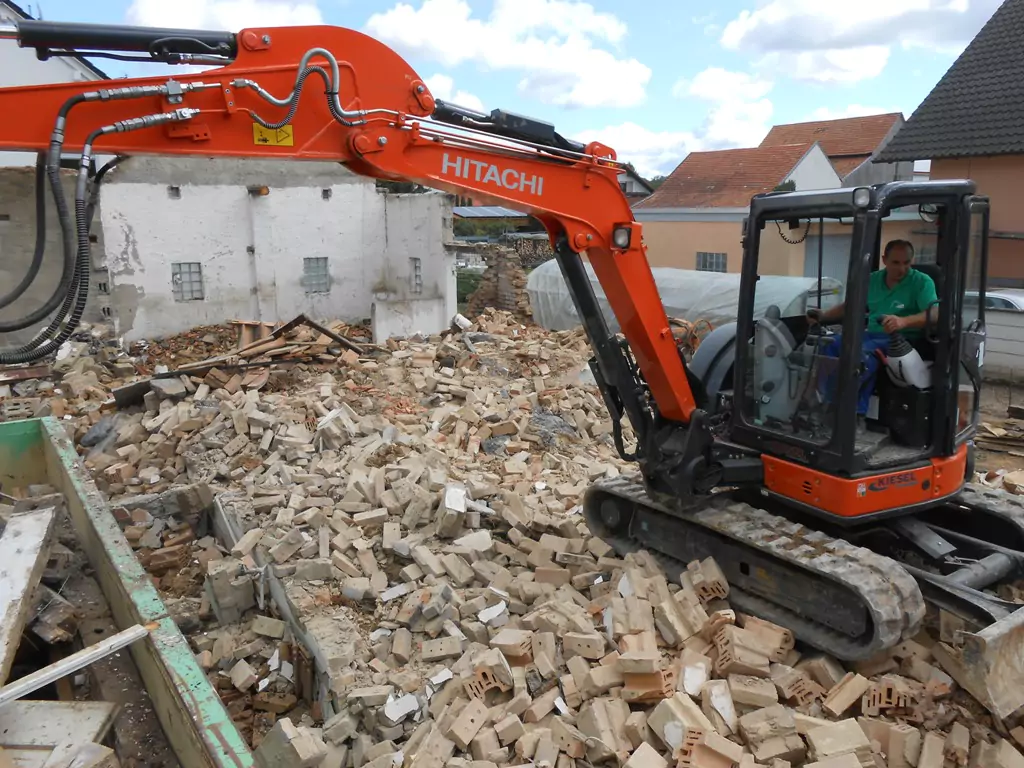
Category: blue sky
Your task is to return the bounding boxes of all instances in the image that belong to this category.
[20,0,1004,177]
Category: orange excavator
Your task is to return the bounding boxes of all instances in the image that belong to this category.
[1,18,1023,717]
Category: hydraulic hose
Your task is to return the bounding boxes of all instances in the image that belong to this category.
[0,153,47,310]
[86,156,125,230]
[0,93,88,333]
[0,109,199,364]
[0,84,207,339]
[248,65,331,130]
[0,130,98,363]
[233,47,391,128]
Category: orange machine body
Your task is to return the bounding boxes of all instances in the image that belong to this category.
[763,444,969,517]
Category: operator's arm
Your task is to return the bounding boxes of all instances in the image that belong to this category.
[808,302,844,324]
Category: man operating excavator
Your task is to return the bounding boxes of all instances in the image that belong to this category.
[807,239,939,418]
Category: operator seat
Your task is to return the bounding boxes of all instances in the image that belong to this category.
[912,263,942,293]
[910,263,942,361]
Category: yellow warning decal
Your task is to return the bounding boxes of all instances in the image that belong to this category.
[252,124,294,147]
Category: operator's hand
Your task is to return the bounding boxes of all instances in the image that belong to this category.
[881,314,905,334]
[806,308,822,326]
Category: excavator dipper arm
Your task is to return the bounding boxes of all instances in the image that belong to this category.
[0,19,709,476]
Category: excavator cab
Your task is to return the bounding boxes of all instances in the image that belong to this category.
[730,181,988,519]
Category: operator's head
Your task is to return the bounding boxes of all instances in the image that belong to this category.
[882,239,915,282]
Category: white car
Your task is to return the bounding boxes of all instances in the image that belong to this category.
[964,289,1024,312]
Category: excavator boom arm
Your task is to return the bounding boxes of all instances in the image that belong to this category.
[0,18,701,458]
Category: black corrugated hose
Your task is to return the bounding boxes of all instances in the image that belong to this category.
[0,128,101,364]
[0,152,47,310]
[0,94,89,335]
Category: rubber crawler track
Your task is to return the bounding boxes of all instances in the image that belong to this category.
[583,474,927,662]
[957,483,1024,531]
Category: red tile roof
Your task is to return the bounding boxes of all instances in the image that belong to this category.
[830,156,868,176]
[634,143,815,209]
[760,113,903,160]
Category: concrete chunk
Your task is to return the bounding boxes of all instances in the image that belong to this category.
[446,698,489,750]
[624,742,667,768]
[230,659,258,691]
[254,717,328,768]
[421,636,463,662]
[252,615,287,639]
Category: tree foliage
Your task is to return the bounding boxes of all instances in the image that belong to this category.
[453,217,519,238]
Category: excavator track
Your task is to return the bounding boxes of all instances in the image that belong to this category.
[957,482,1024,530]
[583,474,927,662]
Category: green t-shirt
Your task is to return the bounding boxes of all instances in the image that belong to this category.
[866,268,938,337]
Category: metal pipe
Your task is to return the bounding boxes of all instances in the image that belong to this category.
[947,552,1016,589]
[14,19,237,57]
[0,22,17,40]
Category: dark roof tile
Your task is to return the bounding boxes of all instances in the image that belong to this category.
[875,0,1024,161]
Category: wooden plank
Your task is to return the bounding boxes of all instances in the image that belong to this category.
[41,743,116,768]
[0,700,118,768]
[0,507,58,685]
[0,624,151,707]
[0,701,118,749]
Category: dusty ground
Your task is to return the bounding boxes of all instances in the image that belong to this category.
[974,380,1024,473]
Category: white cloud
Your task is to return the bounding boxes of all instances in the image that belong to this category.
[126,0,322,30]
[424,74,485,113]
[720,0,1001,83]
[675,67,775,149]
[678,67,773,102]
[755,47,891,84]
[701,97,774,149]
[571,123,701,179]
[575,67,776,178]
[363,0,651,108]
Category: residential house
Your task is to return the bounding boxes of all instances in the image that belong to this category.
[633,113,918,278]
[618,167,654,203]
[874,0,1024,287]
[633,142,840,274]
[759,113,911,186]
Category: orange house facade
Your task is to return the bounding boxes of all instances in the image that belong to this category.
[633,113,916,281]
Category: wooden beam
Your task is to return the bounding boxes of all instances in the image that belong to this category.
[0,624,152,707]
[0,700,118,768]
[0,507,58,685]
[0,700,118,749]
